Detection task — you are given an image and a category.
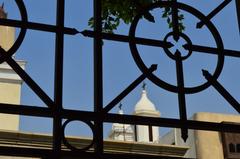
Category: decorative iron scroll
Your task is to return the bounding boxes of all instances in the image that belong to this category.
[0,0,239,158]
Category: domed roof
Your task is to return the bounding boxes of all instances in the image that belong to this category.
[135,89,156,111]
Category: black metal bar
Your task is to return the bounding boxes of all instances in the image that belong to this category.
[0,48,54,108]
[94,0,104,156]
[0,19,79,35]
[0,104,98,121]
[53,0,65,157]
[0,146,52,158]
[0,103,53,117]
[197,0,232,28]
[175,51,188,142]
[0,1,240,158]
[183,44,240,58]
[104,113,240,133]
[148,125,153,142]
[0,104,240,133]
[103,64,157,113]
[81,30,173,48]
[134,125,138,141]
[202,70,240,113]
[172,0,180,41]
[236,0,240,33]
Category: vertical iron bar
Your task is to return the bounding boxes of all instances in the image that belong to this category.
[175,51,188,142]
[53,0,65,157]
[148,125,153,142]
[172,0,179,41]
[134,125,138,141]
[94,0,104,156]
[236,0,240,34]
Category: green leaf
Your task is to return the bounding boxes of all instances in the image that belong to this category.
[88,0,185,33]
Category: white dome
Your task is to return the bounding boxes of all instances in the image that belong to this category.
[135,90,156,111]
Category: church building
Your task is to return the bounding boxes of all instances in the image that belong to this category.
[108,84,160,143]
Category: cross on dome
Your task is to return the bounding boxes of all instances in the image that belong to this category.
[118,102,124,115]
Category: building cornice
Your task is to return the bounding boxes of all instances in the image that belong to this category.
[0,60,26,84]
[0,130,188,158]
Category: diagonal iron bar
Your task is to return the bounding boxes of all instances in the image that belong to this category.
[81,30,173,48]
[0,48,54,108]
[0,19,79,35]
[175,51,188,142]
[197,0,232,28]
[183,44,240,57]
[103,64,158,114]
[202,70,240,113]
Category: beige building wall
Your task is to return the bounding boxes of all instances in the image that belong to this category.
[194,112,240,159]
[0,60,26,132]
[0,26,15,51]
[0,82,21,131]
[0,7,25,132]
[162,112,240,159]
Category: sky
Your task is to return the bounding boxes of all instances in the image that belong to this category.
[2,0,240,138]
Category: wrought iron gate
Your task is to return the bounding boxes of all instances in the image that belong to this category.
[0,0,239,158]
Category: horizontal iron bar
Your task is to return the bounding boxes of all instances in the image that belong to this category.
[0,19,79,35]
[183,44,240,57]
[0,146,51,158]
[105,113,240,133]
[0,103,53,117]
[0,103,240,133]
[81,30,173,48]
[0,146,183,159]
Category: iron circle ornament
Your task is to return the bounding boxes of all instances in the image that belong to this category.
[0,0,27,64]
[163,31,193,61]
[129,1,224,94]
[62,119,96,152]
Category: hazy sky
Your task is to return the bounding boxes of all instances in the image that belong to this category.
[3,0,240,137]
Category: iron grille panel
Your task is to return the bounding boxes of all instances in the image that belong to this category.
[0,0,239,158]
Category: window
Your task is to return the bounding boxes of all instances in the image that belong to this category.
[229,143,236,153]
[236,144,240,153]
